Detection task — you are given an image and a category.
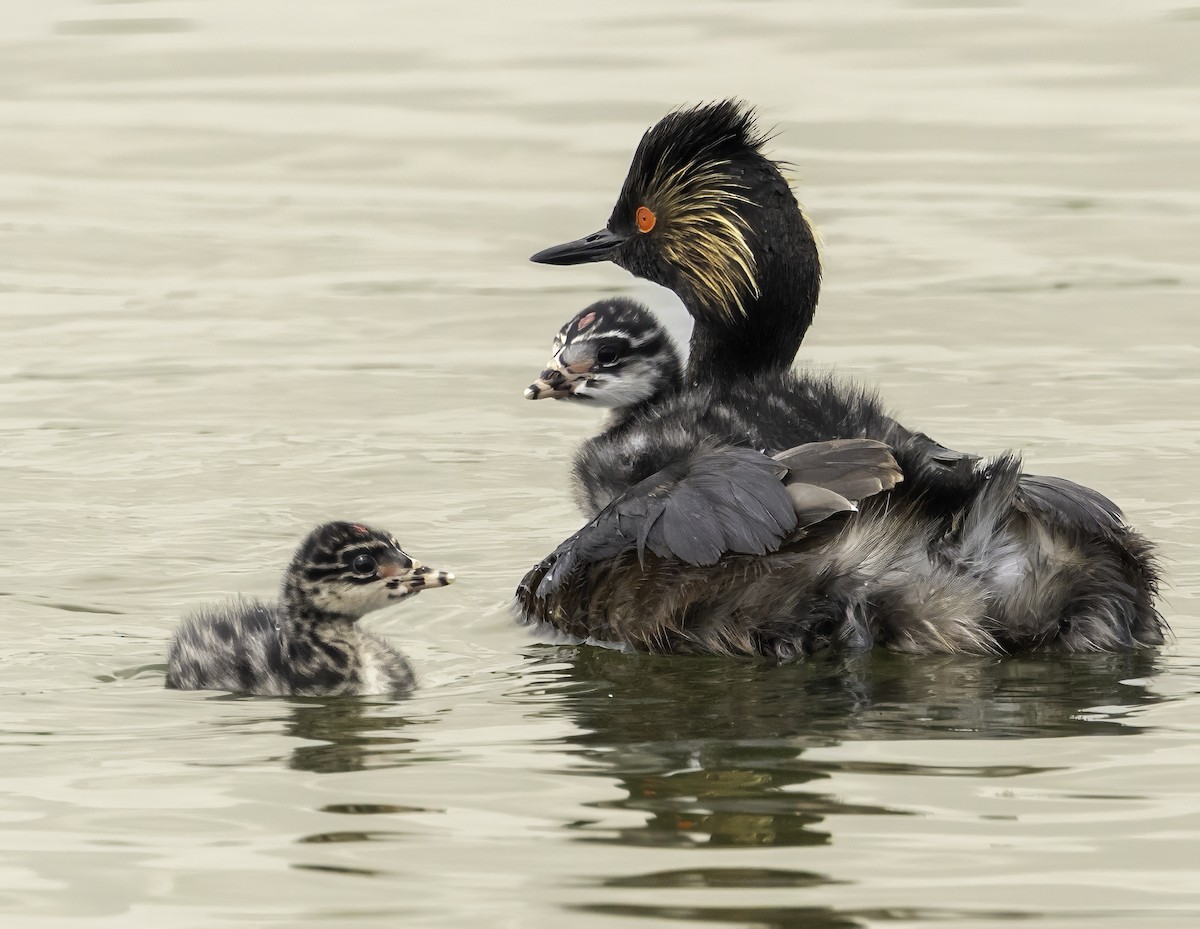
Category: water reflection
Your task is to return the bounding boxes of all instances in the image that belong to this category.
[575,903,1042,929]
[281,698,432,774]
[517,648,1164,854]
[576,737,908,849]
[555,647,1164,742]
[291,862,387,879]
[603,868,839,890]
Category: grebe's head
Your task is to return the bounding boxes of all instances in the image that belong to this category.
[524,298,681,410]
[531,100,791,325]
[281,521,454,620]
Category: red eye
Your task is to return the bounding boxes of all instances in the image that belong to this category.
[635,206,656,233]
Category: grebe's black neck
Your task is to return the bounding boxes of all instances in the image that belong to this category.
[684,187,821,387]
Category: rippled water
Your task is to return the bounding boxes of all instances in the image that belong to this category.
[3,1,1199,926]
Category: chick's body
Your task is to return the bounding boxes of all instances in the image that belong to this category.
[167,521,454,697]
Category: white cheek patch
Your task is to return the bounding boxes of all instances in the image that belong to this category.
[582,372,658,409]
[306,580,387,615]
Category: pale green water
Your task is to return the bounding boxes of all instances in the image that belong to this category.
[2,1,1199,927]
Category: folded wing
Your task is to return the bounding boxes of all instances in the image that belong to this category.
[522,438,902,601]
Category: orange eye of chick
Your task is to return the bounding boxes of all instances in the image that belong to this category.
[635,206,656,233]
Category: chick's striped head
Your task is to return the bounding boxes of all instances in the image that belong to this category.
[282,521,454,619]
[524,298,682,409]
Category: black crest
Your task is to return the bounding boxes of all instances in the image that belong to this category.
[613,99,771,222]
[605,100,780,325]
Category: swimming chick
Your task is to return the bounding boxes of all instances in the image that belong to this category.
[166,521,454,696]
[519,100,1165,657]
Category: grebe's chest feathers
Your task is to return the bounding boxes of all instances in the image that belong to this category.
[354,631,416,695]
[278,617,415,697]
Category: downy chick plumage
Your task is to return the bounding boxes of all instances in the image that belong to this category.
[167,521,454,696]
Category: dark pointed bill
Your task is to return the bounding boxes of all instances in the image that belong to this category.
[530,228,626,265]
[379,558,455,600]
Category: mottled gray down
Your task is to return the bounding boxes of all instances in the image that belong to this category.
[167,521,452,697]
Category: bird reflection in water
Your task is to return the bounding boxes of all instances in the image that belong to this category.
[513,652,1161,926]
[281,697,433,774]
[514,644,1164,925]
[577,902,1036,929]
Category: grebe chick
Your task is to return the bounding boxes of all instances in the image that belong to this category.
[166,521,454,696]
[524,298,682,423]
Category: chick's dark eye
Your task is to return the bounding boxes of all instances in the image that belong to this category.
[351,554,377,575]
[596,346,620,366]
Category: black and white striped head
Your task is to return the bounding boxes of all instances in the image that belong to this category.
[281,521,454,620]
[524,298,682,409]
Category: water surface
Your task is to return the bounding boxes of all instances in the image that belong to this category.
[2,1,1198,926]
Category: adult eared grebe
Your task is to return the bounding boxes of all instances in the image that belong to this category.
[167,521,454,696]
[519,100,1164,658]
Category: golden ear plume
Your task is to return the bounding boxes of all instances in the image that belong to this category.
[648,159,760,322]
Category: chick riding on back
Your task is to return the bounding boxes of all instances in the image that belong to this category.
[519,100,1164,657]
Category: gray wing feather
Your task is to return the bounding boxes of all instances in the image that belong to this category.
[786,483,858,529]
[774,438,903,501]
[535,444,797,596]
[529,439,906,598]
